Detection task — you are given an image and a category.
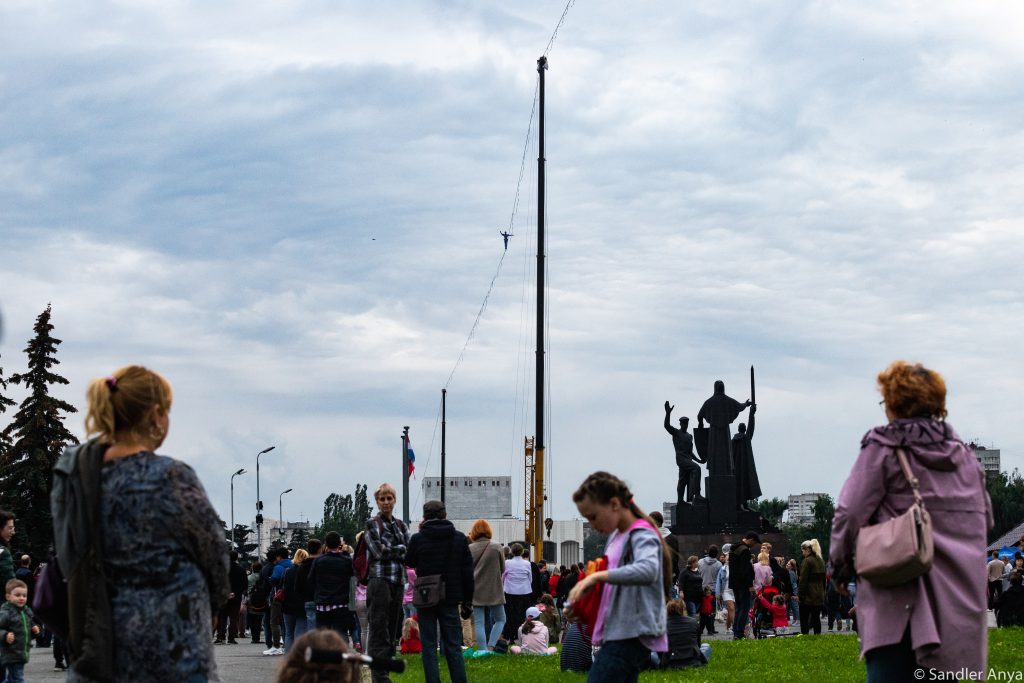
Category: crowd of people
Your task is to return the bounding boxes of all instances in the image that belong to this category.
[0,360,1011,682]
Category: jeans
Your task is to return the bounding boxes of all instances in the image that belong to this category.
[587,638,649,683]
[262,605,272,645]
[733,590,753,638]
[283,613,297,652]
[355,599,369,652]
[2,663,25,683]
[866,626,918,683]
[304,601,317,631]
[685,601,698,617]
[294,606,309,643]
[788,597,800,623]
[367,579,403,683]
[473,604,506,650]
[418,605,467,683]
[403,602,417,619]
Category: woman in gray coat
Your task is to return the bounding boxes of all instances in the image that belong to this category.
[467,519,505,650]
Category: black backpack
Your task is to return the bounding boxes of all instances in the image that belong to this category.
[249,574,270,606]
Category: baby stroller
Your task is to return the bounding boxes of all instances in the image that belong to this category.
[751,585,780,639]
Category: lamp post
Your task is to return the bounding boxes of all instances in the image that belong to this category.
[256,445,276,557]
[279,488,293,540]
[230,468,246,552]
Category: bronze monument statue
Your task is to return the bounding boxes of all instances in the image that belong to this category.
[664,401,705,505]
[694,380,751,477]
[732,403,761,511]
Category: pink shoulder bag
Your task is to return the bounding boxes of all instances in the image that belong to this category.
[855,448,934,587]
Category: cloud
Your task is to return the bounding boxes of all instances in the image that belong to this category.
[2,0,1023,527]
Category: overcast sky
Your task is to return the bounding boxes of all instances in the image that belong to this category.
[2,1,1022,529]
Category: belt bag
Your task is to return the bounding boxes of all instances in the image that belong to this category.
[413,535,457,609]
[855,448,934,587]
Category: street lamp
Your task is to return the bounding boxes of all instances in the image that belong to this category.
[256,446,276,556]
[230,468,247,552]
[279,488,293,539]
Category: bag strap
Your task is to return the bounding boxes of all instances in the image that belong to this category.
[472,543,487,570]
[894,447,925,509]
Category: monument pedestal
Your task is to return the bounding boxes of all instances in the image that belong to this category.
[671,497,709,532]
[706,475,737,525]
[668,474,787,568]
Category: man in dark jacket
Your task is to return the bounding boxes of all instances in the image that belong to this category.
[215,552,248,644]
[259,549,284,652]
[406,500,474,683]
[729,531,759,640]
[308,531,356,638]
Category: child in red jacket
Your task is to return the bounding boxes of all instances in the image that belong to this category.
[756,593,790,635]
[399,615,422,654]
[698,586,717,635]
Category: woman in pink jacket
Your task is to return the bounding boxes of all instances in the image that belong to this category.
[831,362,993,681]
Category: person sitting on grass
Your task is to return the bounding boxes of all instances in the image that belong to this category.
[559,621,592,672]
[510,607,557,655]
[660,598,709,669]
[277,629,358,683]
[399,615,421,654]
[536,594,561,644]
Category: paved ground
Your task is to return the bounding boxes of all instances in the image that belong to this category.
[25,640,282,682]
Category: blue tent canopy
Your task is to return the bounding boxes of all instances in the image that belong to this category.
[998,546,1019,560]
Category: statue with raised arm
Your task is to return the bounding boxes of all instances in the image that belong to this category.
[695,380,751,478]
[732,403,762,511]
[664,401,705,504]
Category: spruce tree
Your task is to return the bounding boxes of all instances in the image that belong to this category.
[287,525,310,556]
[0,305,79,560]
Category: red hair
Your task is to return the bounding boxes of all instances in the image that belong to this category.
[468,519,492,541]
[877,361,947,420]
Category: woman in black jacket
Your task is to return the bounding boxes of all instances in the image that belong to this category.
[308,531,356,641]
[281,550,308,652]
[679,556,704,617]
[293,538,322,640]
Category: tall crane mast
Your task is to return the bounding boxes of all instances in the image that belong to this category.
[525,55,548,563]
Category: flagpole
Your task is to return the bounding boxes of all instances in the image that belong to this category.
[402,426,410,524]
[441,389,447,505]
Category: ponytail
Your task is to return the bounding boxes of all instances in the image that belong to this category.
[520,617,537,637]
[85,366,173,443]
[573,471,674,600]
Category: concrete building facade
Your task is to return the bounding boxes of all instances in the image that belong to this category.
[421,476,512,519]
[969,444,1001,476]
[786,493,827,525]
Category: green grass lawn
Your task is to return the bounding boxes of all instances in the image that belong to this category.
[390,629,1023,682]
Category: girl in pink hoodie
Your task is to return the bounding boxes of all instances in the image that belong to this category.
[510,607,557,655]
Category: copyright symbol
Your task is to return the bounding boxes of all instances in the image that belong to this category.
[914,669,925,680]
